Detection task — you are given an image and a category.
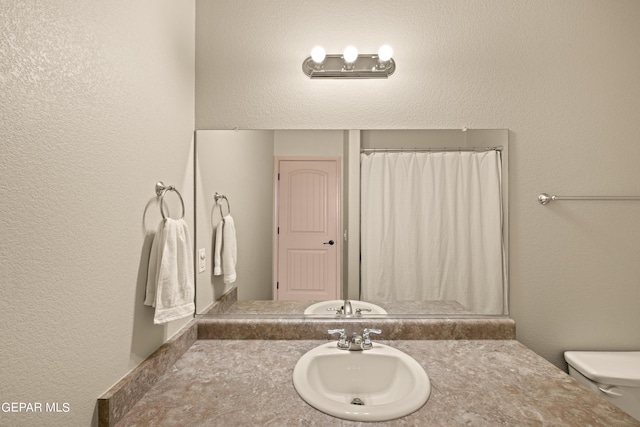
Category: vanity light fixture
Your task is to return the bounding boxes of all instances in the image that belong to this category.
[302,45,395,79]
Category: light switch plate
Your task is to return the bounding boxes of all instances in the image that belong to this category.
[198,248,206,273]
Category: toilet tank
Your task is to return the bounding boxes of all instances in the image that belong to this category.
[564,351,640,421]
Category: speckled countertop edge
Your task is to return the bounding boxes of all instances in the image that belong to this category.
[197,316,516,340]
[97,319,198,427]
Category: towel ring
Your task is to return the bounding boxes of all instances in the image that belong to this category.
[155,181,185,220]
[214,192,231,217]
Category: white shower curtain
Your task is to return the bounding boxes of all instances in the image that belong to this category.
[360,150,505,314]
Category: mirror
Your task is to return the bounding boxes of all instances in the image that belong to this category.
[194,129,509,317]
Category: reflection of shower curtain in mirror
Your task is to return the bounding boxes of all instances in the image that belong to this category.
[360,151,504,314]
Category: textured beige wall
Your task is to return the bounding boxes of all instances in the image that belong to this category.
[0,1,194,426]
[196,0,640,368]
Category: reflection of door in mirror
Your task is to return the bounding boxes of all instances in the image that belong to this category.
[275,157,340,300]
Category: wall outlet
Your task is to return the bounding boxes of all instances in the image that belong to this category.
[198,248,206,273]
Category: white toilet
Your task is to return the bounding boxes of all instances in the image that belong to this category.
[564,351,640,421]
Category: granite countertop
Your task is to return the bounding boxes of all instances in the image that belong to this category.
[116,340,639,426]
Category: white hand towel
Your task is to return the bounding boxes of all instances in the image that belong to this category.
[213,218,224,276]
[221,215,237,284]
[212,214,237,283]
[144,218,195,324]
[144,221,165,307]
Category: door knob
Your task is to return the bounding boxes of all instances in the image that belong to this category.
[323,240,335,246]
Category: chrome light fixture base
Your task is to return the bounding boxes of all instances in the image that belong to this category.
[302,54,396,79]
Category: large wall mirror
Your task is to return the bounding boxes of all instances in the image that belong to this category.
[194,129,509,317]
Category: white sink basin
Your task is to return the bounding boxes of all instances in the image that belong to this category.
[293,342,431,422]
[303,300,388,316]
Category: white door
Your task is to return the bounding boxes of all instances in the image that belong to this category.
[274,158,340,300]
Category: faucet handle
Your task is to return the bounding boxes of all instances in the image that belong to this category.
[327,329,349,349]
[363,328,381,339]
[362,328,382,349]
[328,328,346,337]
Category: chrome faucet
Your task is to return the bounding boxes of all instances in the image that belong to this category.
[342,299,353,316]
[325,299,371,317]
[328,328,382,351]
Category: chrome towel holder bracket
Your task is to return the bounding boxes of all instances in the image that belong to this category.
[214,192,231,217]
[155,181,185,220]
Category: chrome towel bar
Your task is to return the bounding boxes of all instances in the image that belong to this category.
[538,193,640,205]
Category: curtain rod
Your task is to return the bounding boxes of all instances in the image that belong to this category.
[360,146,503,153]
[538,193,640,205]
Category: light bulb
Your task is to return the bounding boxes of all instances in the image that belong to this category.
[378,45,393,62]
[343,46,358,64]
[310,46,326,64]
